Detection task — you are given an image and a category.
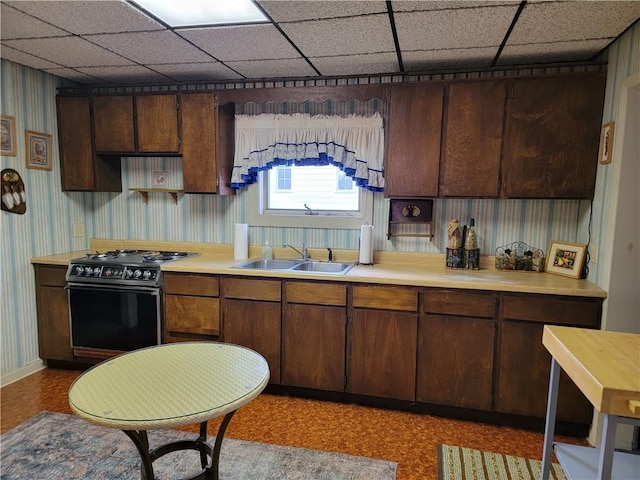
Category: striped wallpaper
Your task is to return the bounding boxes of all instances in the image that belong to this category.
[1,23,637,378]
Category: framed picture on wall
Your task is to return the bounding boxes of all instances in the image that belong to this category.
[1,115,17,156]
[545,241,587,279]
[25,130,52,170]
[598,122,615,164]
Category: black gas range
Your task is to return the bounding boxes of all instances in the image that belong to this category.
[66,249,198,288]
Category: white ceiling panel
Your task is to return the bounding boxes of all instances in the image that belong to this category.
[226,58,318,79]
[395,6,518,51]
[4,0,164,35]
[509,1,640,45]
[498,39,613,66]
[75,65,171,83]
[391,1,520,13]
[280,14,394,57]
[43,67,109,84]
[311,52,398,77]
[150,62,244,82]
[403,47,498,71]
[259,0,387,22]
[0,45,61,69]
[87,31,213,65]
[2,36,135,67]
[178,25,300,62]
[0,4,69,39]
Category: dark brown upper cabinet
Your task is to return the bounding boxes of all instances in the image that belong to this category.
[502,74,606,199]
[440,80,508,197]
[92,94,179,154]
[385,82,444,198]
[56,95,122,192]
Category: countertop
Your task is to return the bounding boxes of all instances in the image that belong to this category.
[31,240,607,298]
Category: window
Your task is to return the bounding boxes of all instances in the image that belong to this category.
[247,165,373,229]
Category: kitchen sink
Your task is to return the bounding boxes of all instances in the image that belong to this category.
[232,258,354,275]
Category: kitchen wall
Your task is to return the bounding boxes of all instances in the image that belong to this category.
[3,26,636,380]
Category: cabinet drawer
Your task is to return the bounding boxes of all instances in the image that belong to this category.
[286,282,347,306]
[36,265,67,287]
[221,278,281,301]
[163,273,219,296]
[352,286,418,312]
[423,289,496,318]
[165,295,219,336]
[502,294,601,327]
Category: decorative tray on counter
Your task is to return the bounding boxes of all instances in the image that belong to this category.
[495,241,545,272]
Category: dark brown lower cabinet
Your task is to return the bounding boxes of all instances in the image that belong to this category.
[34,265,73,362]
[221,278,282,384]
[496,293,602,423]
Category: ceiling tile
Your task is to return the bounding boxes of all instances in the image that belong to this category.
[395,6,518,51]
[0,4,69,39]
[311,53,398,76]
[0,45,62,69]
[509,1,640,45]
[150,62,244,82]
[258,0,387,22]
[2,37,135,67]
[280,14,394,57]
[5,0,164,35]
[403,47,497,71]
[497,39,611,66]
[42,67,108,85]
[75,65,172,84]
[86,31,213,65]
[392,0,520,13]
[177,25,300,62]
[226,58,318,79]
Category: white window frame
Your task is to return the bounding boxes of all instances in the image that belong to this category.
[246,171,374,229]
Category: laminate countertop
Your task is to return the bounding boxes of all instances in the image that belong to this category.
[31,241,607,299]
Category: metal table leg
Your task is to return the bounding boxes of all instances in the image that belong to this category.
[541,357,561,480]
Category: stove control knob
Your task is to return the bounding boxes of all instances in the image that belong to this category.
[74,266,84,276]
[93,268,101,277]
[142,270,151,280]
[124,269,133,279]
[133,269,142,279]
[84,267,93,276]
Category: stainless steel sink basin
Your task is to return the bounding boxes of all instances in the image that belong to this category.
[290,261,354,274]
[232,259,302,270]
[232,258,354,275]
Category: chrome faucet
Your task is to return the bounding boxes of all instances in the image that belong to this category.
[283,242,309,260]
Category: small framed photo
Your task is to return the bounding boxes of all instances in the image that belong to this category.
[153,171,168,188]
[598,122,615,165]
[545,241,587,279]
[1,115,17,156]
[25,130,52,170]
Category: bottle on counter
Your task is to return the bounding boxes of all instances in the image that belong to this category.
[463,218,480,270]
[464,218,478,250]
[262,241,274,261]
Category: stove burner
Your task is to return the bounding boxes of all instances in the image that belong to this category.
[142,251,190,263]
[86,252,117,260]
[106,249,137,256]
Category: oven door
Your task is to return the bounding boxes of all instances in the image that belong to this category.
[67,282,162,356]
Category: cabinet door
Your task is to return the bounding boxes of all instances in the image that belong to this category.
[136,94,179,153]
[92,95,135,152]
[57,96,122,192]
[386,83,444,197]
[222,298,281,384]
[282,304,346,391]
[417,314,495,409]
[348,309,417,401]
[181,93,218,193]
[34,265,73,362]
[164,295,220,341]
[503,74,606,198]
[441,81,507,197]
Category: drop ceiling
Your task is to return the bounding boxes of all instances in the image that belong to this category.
[1,0,638,86]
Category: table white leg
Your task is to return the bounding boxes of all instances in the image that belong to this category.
[597,414,618,480]
[541,357,561,480]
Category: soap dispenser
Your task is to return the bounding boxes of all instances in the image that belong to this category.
[262,241,274,261]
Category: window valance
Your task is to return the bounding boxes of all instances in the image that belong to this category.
[231,113,385,192]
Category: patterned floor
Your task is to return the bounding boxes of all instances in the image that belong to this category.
[1,368,587,480]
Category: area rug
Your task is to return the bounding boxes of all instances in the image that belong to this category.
[1,411,397,479]
[438,444,566,480]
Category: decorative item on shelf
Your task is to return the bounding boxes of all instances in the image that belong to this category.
[1,168,26,215]
[463,218,480,270]
[495,241,545,272]
[545,241,587,279]
[445,218,464,269]
[387,198,433,240]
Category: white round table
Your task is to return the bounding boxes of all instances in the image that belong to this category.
[68,342,270,480]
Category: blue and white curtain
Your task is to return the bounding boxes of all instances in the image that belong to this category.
[231,113,385,192]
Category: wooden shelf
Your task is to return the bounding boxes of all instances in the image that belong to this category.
[387,199,434,240]
[129,188,182,204]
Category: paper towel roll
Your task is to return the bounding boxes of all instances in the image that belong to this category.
[234,223,249,260]
[358,224,374,264]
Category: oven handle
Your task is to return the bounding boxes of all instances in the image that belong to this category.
[65,283,160,295]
